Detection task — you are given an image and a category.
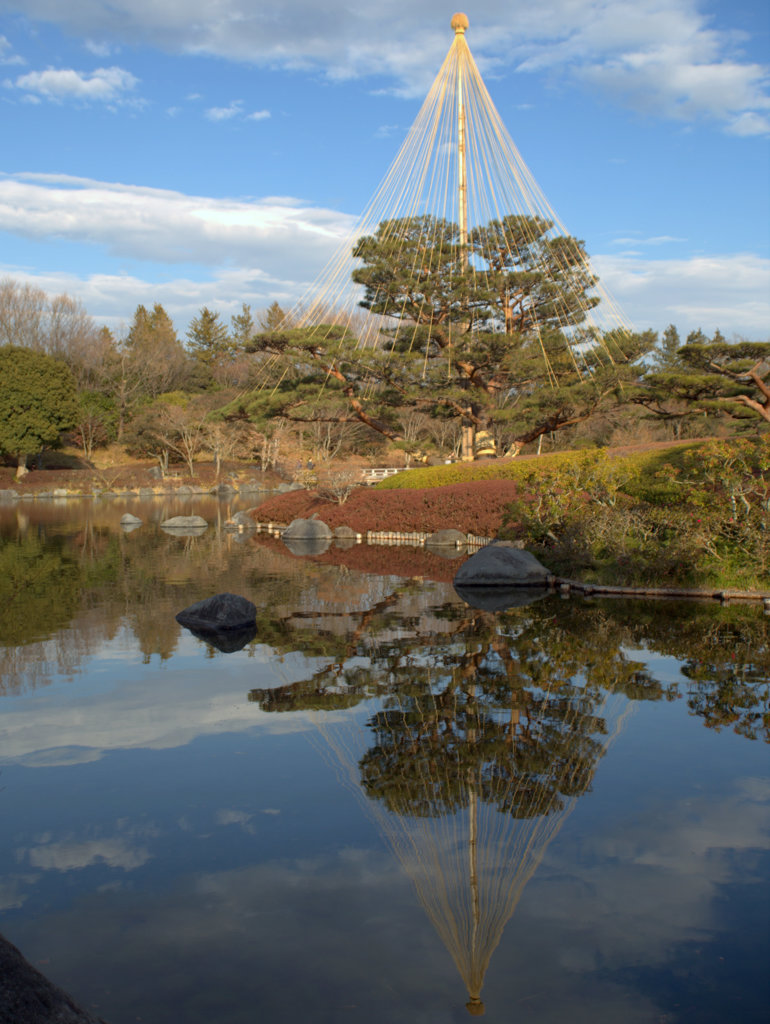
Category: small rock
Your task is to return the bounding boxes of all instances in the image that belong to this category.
[283,518,332,540]
[426,528,468,547]
[161,515,208,529]
[333,525,357,539]
[120,513,143,526]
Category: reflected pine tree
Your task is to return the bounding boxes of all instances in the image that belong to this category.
[250,594,767,1012]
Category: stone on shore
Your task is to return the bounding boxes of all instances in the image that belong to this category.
[453,540,551,588]
[0,932,106,1024]
[283,517,332,540]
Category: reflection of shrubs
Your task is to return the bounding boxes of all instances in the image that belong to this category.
[500,438,770,588]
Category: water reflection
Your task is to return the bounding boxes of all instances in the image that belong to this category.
[249,601,648,1013]
[0,503,768,1022]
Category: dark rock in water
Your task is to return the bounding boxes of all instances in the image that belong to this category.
[176,593,257,635]
[283,535,332,557]
[283,517,332,540]
[161,515,207,529]
[454,584,550,612]
[426,528,468,547]
[0,932,106,1023]
[453,540,551,588]
[185,623,257,653]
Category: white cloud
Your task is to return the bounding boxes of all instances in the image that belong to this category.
[84,38,114,57]
[0,1,767,131]
[0,33,25,65]
[8,65,138,103]
[205,100,270,121]
[0,173,766,336]
[205,100,243,121]
[593,251,770,336]
[612,235,687,246]
[0,171,356,280]
[726,111,770,137]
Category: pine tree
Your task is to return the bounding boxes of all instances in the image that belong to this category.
[187,307,232,371]
[230,302,256,351]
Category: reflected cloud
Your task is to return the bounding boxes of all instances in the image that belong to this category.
[25,836,153,872]
[524,775,770,970]
[215,809,255,833]
[0,643,320,766]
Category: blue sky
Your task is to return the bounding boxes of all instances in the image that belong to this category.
[1,0,768,339]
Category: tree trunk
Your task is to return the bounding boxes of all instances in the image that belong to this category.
[15,453,28,479]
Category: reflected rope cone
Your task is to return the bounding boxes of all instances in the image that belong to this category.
[258,12,631,398]
[311,679,632,1015]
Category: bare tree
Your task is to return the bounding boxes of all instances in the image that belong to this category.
[155,402,210,478]
[0,278,47,349]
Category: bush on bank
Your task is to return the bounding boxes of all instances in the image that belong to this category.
[497,436,769,589]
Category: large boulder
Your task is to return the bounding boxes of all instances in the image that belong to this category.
[0,932,106,1023]
[176,593,256,632]
[283,517,332,540]
[453,541,551,588]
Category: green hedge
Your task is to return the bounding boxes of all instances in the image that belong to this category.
[375,443,704,492]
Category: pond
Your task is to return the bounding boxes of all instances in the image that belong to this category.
[0,498,768,1024]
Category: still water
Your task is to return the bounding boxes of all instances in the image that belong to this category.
[0,497,768,1023]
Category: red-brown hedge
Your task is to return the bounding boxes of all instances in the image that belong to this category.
[253,479,520,536]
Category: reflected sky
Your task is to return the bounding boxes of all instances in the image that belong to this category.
[0,501,768,1023]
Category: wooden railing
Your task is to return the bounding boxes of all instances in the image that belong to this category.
[360,467,410,485]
